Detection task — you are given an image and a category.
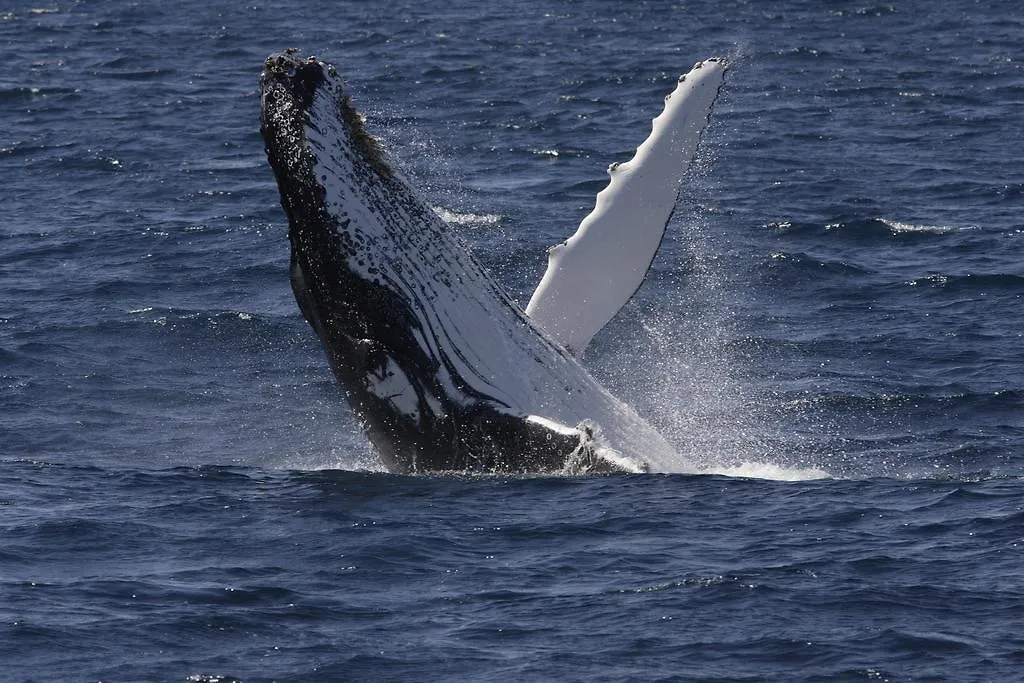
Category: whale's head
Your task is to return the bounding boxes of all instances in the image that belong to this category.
[259,49,412,346]
[259,50,393,208]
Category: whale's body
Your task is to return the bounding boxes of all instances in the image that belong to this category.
[259,51,726,474]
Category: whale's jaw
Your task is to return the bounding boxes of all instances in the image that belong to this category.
[259,51,660,474]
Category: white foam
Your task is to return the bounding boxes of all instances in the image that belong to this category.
[702,462,832,481]
[881,218,975,234]
[433,206,501,227]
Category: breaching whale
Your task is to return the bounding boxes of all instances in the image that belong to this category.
[259,50,727,474]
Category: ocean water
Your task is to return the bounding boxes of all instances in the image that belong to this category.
[2,0,1022,680]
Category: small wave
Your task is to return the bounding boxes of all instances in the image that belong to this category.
[433,207,501,227]
[764,218,975,240]
[0,85,78,103]
[761,250,871,283]
[880,218,974,234]
[127,307,259,328]
[774,46,829,59]
[830,5,899,17]
[701,462,832,481]
[904,272,1024,292]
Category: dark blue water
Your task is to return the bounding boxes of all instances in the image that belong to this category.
[2,1,1022,680]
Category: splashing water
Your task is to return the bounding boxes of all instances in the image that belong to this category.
[605,206,832,481]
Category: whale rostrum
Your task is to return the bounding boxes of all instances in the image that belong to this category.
[259,51,727,474]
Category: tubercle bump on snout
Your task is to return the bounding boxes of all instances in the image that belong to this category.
[260,49,394,182]
[260,49,333,111]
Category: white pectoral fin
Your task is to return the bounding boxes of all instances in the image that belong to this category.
[525,58,728,354]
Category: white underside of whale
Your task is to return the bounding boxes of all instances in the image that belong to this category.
[293,57,727,473]
[526,59,728,355]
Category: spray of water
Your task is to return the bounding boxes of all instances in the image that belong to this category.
[602,205,830,481]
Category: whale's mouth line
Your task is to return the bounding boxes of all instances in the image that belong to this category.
[259,51,325,121]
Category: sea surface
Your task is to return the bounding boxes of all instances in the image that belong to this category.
[2,0,1023,680]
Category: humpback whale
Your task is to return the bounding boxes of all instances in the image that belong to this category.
[259,50,727,474]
